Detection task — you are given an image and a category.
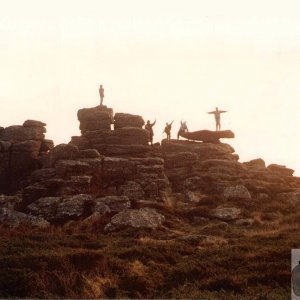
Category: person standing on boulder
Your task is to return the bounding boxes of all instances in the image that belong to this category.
[164,121,173,141]
[99,85,104,106]
[208,107,227,131]
[145,119,156,146]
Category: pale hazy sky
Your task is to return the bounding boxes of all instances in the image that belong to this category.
[1,0,300,173]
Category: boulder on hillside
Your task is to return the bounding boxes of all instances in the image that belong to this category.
[104,208,165,232]
[212,207,241,221]
[56,194,92,220]
[0,207,49,228]
[27,197,61,221]
[267,164,294,176]
[0,195,22,210]
[114,113,145,129]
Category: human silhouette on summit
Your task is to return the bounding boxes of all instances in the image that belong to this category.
[208,107,227,131]
[145,119,156,145]
[99,85,104,106]
[177,120,188,139]
[164,121,174,141]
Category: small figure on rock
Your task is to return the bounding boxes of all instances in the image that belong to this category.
[99,84,104,106]
[208,107,227,131]
[177,120,188,139]
[145,119,156,146]
[164,121,173,141]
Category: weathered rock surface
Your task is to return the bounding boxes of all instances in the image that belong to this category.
[104,208,165,232]
[84,128,149,146]
[114,113,144,129]
[179,129,234,143]
[77,105,113,133]
[0,207,49,228]
[212,207,241,221]
[267,164,294,176]
[27,197,61,221]
[56,194,92,220]
[94,196,130,214]
[0,120,52,193]
[223,185,251,200]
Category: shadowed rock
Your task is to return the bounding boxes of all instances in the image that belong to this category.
[114,113,145,129]
[77,105,113,133]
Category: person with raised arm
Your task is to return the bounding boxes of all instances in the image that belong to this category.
[145,119,156,145]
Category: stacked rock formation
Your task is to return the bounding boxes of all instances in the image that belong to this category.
[1,105,300,231]
[0,120,54,193]
[161,139,300,204]
[71,106,154,157]
[7,106,169,226]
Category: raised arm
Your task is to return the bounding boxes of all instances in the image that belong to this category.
[208,111,215,114]
[219,110,227,113]
[151,120,156,126]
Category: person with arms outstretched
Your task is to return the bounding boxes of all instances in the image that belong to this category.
[99,84,104,105]
[208,107,227,131]
[145,119,156,146]
[164,121,174,141]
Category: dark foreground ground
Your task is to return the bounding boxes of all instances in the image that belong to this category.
[0,194,299,300]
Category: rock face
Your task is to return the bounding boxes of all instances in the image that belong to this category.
[114,113,145,129]
[223,185,251,200]
[77,105,113,133]
[0,120,53,193]
[104,208,165,232]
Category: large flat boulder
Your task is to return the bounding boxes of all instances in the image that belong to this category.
[104,208,165,232]
[179,130,234,143]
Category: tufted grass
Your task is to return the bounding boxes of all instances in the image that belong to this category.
[0,192,299,299]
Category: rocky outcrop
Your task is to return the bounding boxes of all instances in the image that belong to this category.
[0,120,53,193]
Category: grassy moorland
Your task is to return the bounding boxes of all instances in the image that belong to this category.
[0,194,298,299]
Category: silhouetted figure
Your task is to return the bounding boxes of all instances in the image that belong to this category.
[177,120,188,139]
[208,107,227,131]
[145,119,156,145]
[164,121,174,141]
[99,85,104,105]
